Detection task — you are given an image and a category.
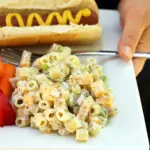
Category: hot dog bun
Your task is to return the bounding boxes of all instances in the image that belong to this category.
[0,0,98,14]
[0,0,101,46]
[0,24,101,46]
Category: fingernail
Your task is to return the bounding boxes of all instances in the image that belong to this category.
[123,46,132,60]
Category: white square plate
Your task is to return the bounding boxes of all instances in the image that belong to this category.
[0,55,149,150]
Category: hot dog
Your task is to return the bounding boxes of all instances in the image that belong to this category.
[0,0,101,46]
[0,9,98,26]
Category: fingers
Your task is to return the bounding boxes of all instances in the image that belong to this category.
[133,26,150,76]
[118,0,132,29]
[118,0,150,76]
[133,58,146,76]
[120,16,125,30]
[118,10,146,61]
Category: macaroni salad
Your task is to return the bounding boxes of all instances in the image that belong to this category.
[11,44,116,142]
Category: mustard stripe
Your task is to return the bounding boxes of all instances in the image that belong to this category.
[5,8,91,27]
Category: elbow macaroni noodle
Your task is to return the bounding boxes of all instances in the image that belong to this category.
[11,44,117,142]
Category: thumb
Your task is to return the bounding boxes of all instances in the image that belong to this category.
[119,11,145,61]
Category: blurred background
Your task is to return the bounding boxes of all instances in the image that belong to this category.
[96,0,119,9]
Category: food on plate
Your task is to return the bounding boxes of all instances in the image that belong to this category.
[0,58,16,127]
[0,0,101,46]
[3,63,16,77]
[0,58,4,78]
[0,58,16,98]
[20,50,32,67]
[0,77,13,99]
[0,90,16,127]
[0,58,15,78]
[11,44,116,142]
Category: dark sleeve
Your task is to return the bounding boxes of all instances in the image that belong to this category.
[137,60,150,141]
[96,0,120,9]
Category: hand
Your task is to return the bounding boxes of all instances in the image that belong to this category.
[118,0,150,76]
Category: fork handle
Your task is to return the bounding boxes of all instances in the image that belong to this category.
[74,51,150,59]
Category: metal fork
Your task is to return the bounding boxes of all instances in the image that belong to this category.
[0,48,150,65]
[0,48,39,65]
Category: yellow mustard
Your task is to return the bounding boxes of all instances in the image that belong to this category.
[6,8,91,27]
[6,13,25,27]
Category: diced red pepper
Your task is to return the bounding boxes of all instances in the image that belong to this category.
[0,77,13,99]
[3,63,16,78]
[0,90,16,127]
[0,57,4,78]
